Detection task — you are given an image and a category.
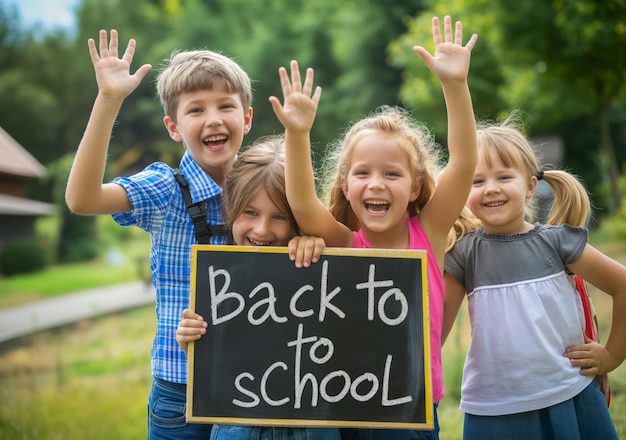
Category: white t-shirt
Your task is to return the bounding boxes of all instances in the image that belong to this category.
[445,223,593,416]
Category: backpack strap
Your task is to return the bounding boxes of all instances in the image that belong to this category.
[174,168,227,244]
[573,274,611,407]
[574,275,598,341]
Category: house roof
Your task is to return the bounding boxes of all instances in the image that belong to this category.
[0,193,54,216]
[0,126,45,178]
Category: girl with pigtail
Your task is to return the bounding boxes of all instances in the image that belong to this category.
[443,113,625,439]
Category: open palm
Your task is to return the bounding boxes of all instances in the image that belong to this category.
[269,60,322,134]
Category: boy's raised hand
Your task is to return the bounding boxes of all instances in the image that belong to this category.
[88,29,152,100]
[269,60,322,134]
[413,16,477,84]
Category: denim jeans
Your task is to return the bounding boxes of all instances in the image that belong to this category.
[147,377,213,440]
[211,425,341,440]
[339,403,440,440]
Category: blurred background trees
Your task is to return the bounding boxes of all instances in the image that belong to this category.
[1,0,625,264]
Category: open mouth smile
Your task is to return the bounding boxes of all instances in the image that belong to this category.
[203,135,228,150]
[247,237,273,246]
[364,199,390,214]
[484,201,506,207]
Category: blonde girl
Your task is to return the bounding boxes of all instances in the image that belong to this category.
[443,114,626,439]
[270,15,478,440]
[176,135,338,440]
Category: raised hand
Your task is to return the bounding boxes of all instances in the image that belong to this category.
[269,60,322,134]
[87,29,152,100]
[413,16,478,84]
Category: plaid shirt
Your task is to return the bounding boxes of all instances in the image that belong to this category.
[112,150,229,383]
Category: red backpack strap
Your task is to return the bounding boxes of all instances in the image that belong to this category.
[573,274,611,407]
[574,274,597,341]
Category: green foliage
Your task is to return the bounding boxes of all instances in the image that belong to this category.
[390,1,511,143]
[606,172,626,239]
[57,209,100,265]
[491,0,626,212]
[391,0,626,215]
[614,209,626,240]
[43,154,102,264]
[0,238,50,276]
[0,0,625,218]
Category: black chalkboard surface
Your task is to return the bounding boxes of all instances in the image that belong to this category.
[188,245,433,430]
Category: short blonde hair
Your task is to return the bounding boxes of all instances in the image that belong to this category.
[476,112,591,227]
[222,134,298,235]
[156,49,252,120]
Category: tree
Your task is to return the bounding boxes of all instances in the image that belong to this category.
[47,154,100,263]
[389,0,508,146]
[493,0,626,212]
[391,0,626,215]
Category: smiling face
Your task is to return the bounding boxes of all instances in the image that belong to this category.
[163,83,252,186]
[468,150,536,235]
[231,188,294,247]
[343,132,419,245]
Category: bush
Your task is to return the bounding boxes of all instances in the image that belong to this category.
[608,172,626,240]
[56,207,100,263]
[0,237,50,276]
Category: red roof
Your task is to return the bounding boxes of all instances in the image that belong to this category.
[0,126,45,178]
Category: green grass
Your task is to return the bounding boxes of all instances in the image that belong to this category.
[0,382,149,440]
[0,260,141,307]
[0,215,153,439]
[0,307,154,440]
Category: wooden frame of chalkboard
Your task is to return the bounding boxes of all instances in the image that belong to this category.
[187,245,433,430]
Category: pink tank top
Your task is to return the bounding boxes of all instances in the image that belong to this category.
[352,216,444,403]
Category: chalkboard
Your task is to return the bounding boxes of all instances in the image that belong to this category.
[188,245,433,430]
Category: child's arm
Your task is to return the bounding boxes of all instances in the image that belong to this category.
[65,30,152,215]
[415,16,478,263]
[269,62,353,247]
[288,235,326,268]
[176,308,207,356]
[564,244,626,376]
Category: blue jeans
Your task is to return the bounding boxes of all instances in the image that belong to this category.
[147,377,213,440]
[339,404,440,440]
[211,425,341,440]
[463,380,618,440]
